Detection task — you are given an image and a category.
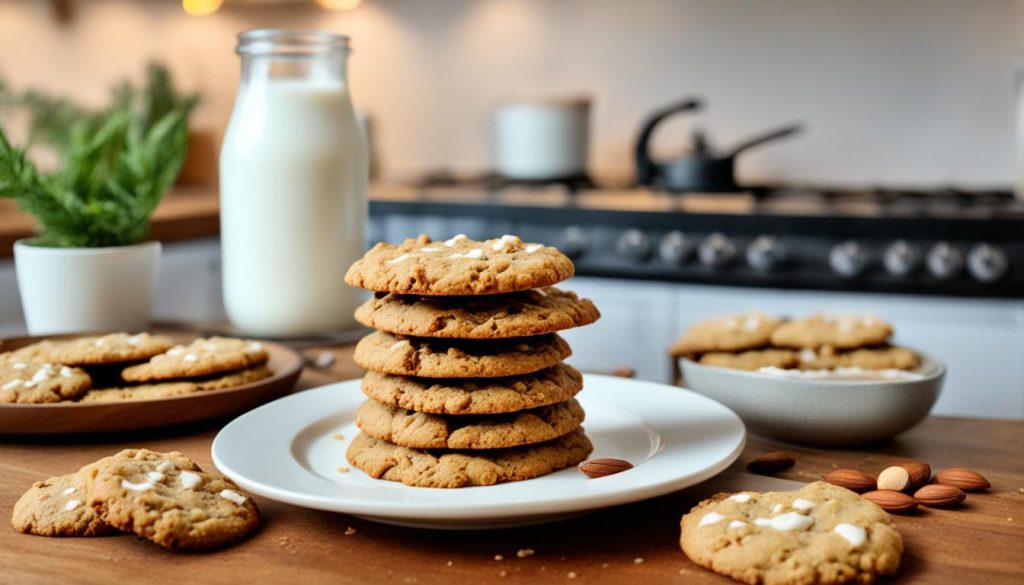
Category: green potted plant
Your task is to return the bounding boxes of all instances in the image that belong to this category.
[0,64,195,334]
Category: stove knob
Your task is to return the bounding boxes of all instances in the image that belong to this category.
[659,231,694,264]
[926,242,963,279]
[561,226,589,259]
[698,232,736,268]
[883,240,920,276]
[616,229,652,262]
[746,235,786,272]
[830,240,867,277]
[967,243,1009,283]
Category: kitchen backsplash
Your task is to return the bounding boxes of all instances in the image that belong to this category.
[0,0,1019,185]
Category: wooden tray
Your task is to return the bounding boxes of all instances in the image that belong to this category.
[0,332,304,434]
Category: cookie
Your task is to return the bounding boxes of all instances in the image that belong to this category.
[356,397,585,450]
[354,331,571,378]
[670,311,782,356]
[680,481,902,585]
[798,346,919,371]
[121,337,268,382]
[361,364,584,415]
[0,361,91,403]
[11,473,112,537]
[346,428,593,488]
[84,449,259,550]
[771,314,893,350]
[41,333,176,366]
[700,349,799,371]
[81,366,273,403]
[354,287,600,339]
[345,234,575,296]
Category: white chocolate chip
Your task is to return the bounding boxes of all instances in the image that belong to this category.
[525,244,542,253]
[63,499,82,511]
[444,234,468,247]
[156,461,173,473]
[491,235,521,251]
[183,353,198,363]
[248,342,263,352]
[834,523,867,549]
[728,493,752,503]
[146,471,165,483]
[755,512,814,531]
[420,247,441,252]
[698,512,726,527]
[450,248,485,260]
[12,362,27,370]
[742,316,761,332]
[792,498,817,512]
[2,380,21,390]
[121,479,154,492]
[126,334,144,346]
[387,254,410,265]
[93,338,106,347]
[168,346,185,356]
[60,366,74,378]
[799,349,817,362]
[179,470,201,489]
[219,489,246,505]
[771,503,784,514]
[31,365,54,383]
[389,340,410,351]
[728,520,748,530]
[62,487,76,496]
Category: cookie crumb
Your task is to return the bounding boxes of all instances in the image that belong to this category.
[499,570,507,578]
[446,561,453,567]
[634,557,644,564]
[333,433,346,441]
[494,554,504,561]
[567,571,577,579]
[344,526,357,536]
[517,548,535,558]
[337,466,350,473]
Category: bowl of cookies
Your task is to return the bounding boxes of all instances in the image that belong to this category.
[672,311,945,446]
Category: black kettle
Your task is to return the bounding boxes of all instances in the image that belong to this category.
[635,98,802,193]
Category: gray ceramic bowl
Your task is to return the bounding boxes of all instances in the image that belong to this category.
[679,352,945,446]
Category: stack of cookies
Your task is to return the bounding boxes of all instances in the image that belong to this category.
[343,234,600,488]
[670,311,919,373]
[0,333,271,404]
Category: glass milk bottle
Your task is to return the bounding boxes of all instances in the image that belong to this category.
[220,30,367,336]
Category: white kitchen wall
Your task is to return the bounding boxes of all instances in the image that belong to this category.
[0,0,1020,186]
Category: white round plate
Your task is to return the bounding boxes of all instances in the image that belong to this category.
[212,374,746,530]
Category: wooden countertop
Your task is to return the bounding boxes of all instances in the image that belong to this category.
[0,187,221,258]
[1,344,1021,585]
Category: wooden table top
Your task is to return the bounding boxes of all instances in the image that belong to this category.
[1,344,1021,585]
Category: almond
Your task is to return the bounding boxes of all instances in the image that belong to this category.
[914,484,966,507]
[578,458,633,478]
[901,461,931,489]
[877,466,911,492]
[935,468,990,491]
[862,489,919,513]
[746,452,796,474]
[823,469,876,493]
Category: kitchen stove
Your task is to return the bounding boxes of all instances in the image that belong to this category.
[369,183,1024,298]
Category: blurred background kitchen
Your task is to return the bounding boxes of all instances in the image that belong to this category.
[0,0,1021,417]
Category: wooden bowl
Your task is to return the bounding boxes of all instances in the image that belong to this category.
[0,331,304,435]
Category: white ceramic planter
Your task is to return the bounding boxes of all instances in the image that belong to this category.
[14,240,161,335]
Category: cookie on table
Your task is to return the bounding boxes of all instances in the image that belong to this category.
[699,349,799,371]
[354,330,571,378]
[84,449,259,550]
[0,361,91,404]
[356,397,585,450]
[361,363,584,415]
[81,365,273,403]
[680,481,902,585]
[42,333,175,366]
[346,428,593,488]
[798,346,919,371]
[121,337,268,383]
[345,233,575,296]
[12,473,112,537]
[354,286,600,339]
[670,311,782,356]
[771,313,893,350]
